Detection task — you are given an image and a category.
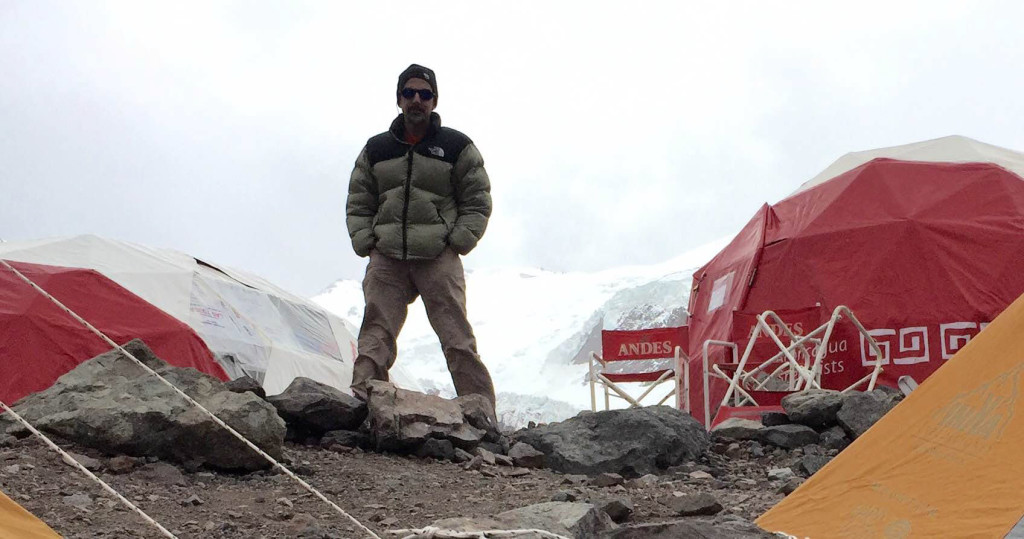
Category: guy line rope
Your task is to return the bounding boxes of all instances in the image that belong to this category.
[0,259,382,539]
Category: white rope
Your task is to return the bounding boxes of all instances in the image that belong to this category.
[390,526,571,539]
[0,400,178,538]
[0,259,382,539]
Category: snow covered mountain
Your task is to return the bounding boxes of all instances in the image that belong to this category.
[313,239,726,428]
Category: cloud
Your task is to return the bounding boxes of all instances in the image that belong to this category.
[2,1,1022,295]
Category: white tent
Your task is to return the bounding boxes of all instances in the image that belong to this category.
[0,234,419,395]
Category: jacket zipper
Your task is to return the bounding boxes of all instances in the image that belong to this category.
[401,148,414,260]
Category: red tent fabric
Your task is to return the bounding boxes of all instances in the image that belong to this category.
[687,158,1024,426]
[0,260,228,404]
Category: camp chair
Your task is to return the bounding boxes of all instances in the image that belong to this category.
[589,326,688,411]
[703,305,885,428]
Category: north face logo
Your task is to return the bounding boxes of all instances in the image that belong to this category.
[428,146,444,157]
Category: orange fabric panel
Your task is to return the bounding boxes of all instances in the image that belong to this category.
[757,291,1024,538]
[0,489,59,539]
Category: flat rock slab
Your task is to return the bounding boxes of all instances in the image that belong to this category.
[662,493,723,516]
[711,418,763,441]
[430,502,615,539]
[761,424,820,449]
[513,406,709,477]
[601,518,776,538]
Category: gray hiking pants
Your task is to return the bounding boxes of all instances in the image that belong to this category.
[351,248,495,408]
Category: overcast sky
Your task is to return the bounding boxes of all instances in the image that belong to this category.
[2,1,1023,296]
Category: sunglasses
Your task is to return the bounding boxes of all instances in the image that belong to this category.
[401,88,435,101]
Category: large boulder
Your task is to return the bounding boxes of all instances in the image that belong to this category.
[837,389,901,439]
[513,406,709,477]
[365,381,499,452]
[781,389,843,428]
[267,377,367,436]
[3,340,285,471]
[431,502,615,539]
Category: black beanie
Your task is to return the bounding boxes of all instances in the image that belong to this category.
[397,64,438,98]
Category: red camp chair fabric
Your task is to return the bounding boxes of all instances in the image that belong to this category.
[590,326,688,410]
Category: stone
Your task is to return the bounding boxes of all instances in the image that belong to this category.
[689,471,714,480]
[63,493,92,511]
[267,377,367,435]
[591,473,625,487]
[508,442,545,469]
[799,455,831,477]
[778,477,804,495]
[474,446,497,465]
[181,494,204,506]
[453,448,474,464]
[760,411,790,427]
[223,376,266,399]
[761,424,820,449]
[561,474,589,486]
[320,429,371,450]
[135,462,187,487]
[767,467,795,481]
[415,438,455,461]
[6,339,285,471]
[662,493,723,516]
[625,474,660,489]
[463,455,484,471]
[106,455,144,474]
[287,512,322,538]
[365,381,497,452]
[837,389,901,439]
[710,418,763,441]
[63,452,102,471]
[431,502,615,539]
[819,425,850,450]
[594,496,634,523]
[781,389,844,428]
[513,406,709,477]
[494,454,514,467]
[724,442,744,459]
[552,490,578,502]
[600,518,775,538]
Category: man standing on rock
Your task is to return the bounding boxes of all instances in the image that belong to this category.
[346,64,495,415]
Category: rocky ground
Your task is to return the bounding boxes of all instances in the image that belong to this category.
[0,432,804,538]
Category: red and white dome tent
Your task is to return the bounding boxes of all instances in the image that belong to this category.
[0,235,421,401]
[684,135,1024,427]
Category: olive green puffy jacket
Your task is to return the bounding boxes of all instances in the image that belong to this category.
[346,113,491,260]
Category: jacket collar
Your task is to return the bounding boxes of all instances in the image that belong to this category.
[389,112,442,144]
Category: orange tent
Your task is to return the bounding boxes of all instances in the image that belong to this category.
[0,488,59,539]
[757,290,1024,537]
